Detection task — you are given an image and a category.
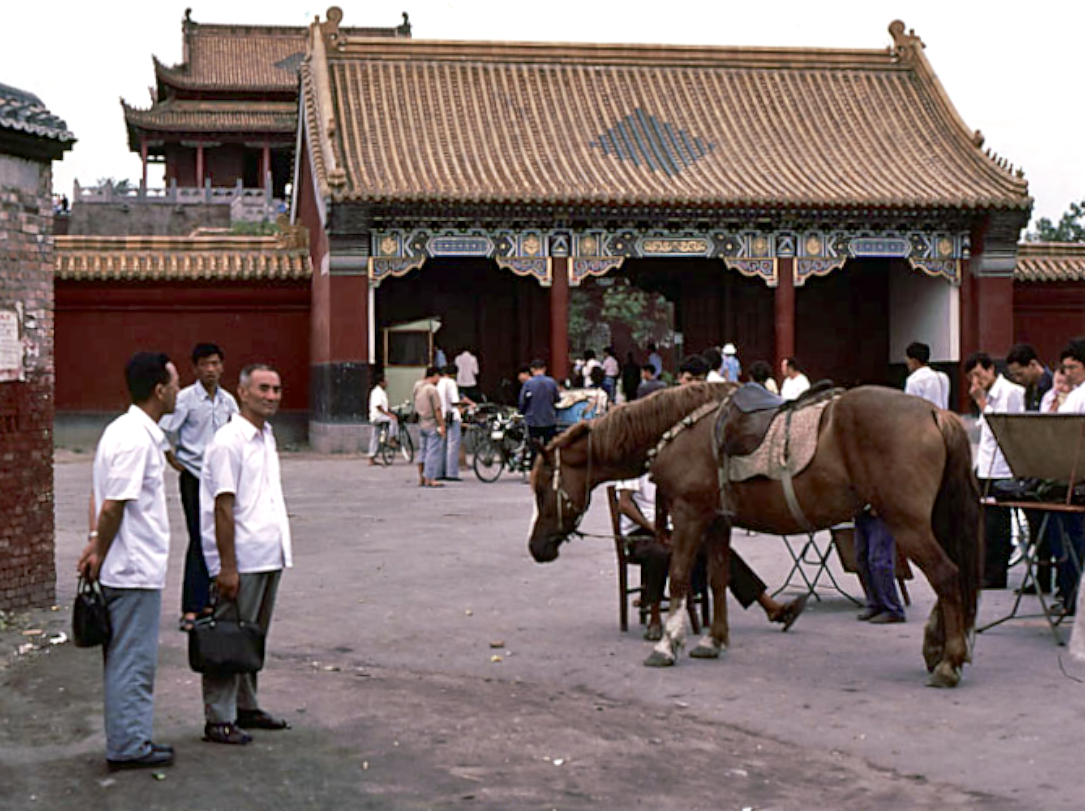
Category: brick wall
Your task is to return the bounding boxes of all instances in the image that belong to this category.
[0,153,56,610]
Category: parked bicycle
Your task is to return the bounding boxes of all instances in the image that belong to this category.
[374,403,415,465]
[472,410,530,482]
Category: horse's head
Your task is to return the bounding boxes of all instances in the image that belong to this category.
[527,425,594,563]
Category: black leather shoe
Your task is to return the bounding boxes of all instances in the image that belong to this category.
[107,748,174,771]
[857,607,883,621]
[203,723,252,745]
[237,710,291,730]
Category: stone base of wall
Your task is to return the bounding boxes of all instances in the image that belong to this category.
[309,421,376,454]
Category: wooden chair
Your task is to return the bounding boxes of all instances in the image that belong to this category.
[606,485,707,633]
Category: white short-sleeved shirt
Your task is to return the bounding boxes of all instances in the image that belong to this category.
[201,416,293,577]
[616,475,658,536]
[975,374,1025,479]
[905,365,950,410]
[437,376,462,423]
[455,352,479,387]
[159,382,238,476]
[369,384,390,422]
[1059,382,1085,414]
[780,373,811,401]
[93,405,171,589]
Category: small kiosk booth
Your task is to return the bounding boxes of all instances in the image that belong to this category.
[383,317,441,407]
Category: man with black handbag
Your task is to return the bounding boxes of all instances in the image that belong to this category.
[77,352,180,770]
[199,364,293,745]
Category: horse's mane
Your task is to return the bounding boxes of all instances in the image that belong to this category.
[551,382,734,464]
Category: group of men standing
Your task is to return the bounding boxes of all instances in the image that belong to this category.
[78,345,293,770]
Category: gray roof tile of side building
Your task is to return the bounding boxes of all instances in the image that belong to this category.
[0,82,76,144]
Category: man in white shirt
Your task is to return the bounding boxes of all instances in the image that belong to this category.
[1052,340,1085,614]
[200,364,293,744]
[779,357,811,401]
[454,347,481,403]
[904,342,950,410]
[78,352,180,770]
[702,348,726,383]
[367,373,396,466]
[966,352,1025,589]
[160,343,239,631]
[438,364,473,480]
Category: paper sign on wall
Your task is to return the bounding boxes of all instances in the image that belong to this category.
[0,310,23,382]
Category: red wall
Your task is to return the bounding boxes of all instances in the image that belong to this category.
[1014,281,1085,368]
[55,281,310,412]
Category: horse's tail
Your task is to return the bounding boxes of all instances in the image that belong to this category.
[932,410,982,630]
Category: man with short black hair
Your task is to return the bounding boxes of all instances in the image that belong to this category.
[200,364,293,744]
[780,357,811,401]
[966,351,1025,588]
[161,342,239,631]
[520,359,560,468]
[702,348,725,383]
[677,354,710,384]
[1006,343,1053,412]
[413,366,447,487]
[79,352,180,770]
[636,363,667,400]
[904,342,949,410]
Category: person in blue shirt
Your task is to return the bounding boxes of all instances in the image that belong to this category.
[519,358,560,466]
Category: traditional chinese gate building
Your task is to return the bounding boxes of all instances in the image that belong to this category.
[294,13,1030,451]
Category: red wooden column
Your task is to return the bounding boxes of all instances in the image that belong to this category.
[774,257,796,373]
[550,257,570,381]
[196,143,205,187]
[139,138,149,192]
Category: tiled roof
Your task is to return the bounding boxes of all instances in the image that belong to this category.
[301,20,1030,212]
[1015,242,1085,282]
[0,81,75,144]
[155,16,409,92]
[123,99,296,134]
[55,234,312,281]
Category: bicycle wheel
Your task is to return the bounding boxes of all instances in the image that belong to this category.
[398,425,415,463]
[473,437,506,483]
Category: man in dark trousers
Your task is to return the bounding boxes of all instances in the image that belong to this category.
[161,343,238,632]
[519,358,559,466]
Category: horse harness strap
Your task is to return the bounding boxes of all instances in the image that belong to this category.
[644,399,726,473]
[779,408,816,534]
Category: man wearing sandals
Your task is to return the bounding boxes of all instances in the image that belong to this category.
[78,352,180,770]
[199,364,293,744]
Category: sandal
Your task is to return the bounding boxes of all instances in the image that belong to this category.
[203,723,252,745]
[776,594,809,632]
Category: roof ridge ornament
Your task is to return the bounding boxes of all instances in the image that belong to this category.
[888,20,924,64]
[320,6,348,52]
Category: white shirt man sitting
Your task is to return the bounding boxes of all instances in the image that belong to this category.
[367,374,397,466]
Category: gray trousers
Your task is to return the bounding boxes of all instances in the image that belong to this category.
[202,570,281,724]
[101,586,162,761]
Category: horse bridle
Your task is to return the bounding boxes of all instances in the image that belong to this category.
[550,432,594,539]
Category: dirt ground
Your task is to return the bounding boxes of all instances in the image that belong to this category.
[0,451,1081,809]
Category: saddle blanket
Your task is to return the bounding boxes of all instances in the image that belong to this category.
[727,399,833,483]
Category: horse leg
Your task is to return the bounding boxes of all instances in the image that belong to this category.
[690,518,731,659]
[643,503,704,668]
[890,524,967,688]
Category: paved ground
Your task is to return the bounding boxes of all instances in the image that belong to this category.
[1,450,1083,809]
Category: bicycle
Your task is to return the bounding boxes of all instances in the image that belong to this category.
[473,411,530,483]
[374,405,415,465]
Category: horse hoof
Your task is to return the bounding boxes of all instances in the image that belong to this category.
[926,662,961,689]
[922,643,943,674]
[643,650,676,668]
[689,640,723,659]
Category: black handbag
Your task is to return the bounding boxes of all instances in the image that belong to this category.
[187,601,266,675]
[72,576,112,648]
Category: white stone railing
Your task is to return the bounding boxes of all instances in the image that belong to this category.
[73,179,284,214]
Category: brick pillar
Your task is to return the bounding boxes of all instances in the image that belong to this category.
[774,257,796,373]
[0,155,57,609]
[550,257,569,381]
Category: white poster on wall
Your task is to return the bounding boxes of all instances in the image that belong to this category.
[0,309,22,382]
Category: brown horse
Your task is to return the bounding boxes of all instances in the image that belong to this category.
[528,385,981,688]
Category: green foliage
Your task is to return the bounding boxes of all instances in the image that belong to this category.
[600,280,666,347]
[229,221,278,236]
[1029,199,1085,242]
[95,177,134,195]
